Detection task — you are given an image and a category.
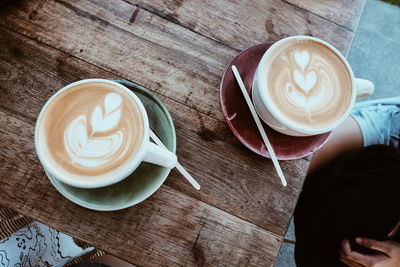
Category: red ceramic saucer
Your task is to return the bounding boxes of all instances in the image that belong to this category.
[220,42,331,160]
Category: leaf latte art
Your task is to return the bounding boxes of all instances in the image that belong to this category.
[64,93,123,167]
[37,82,144,181]
[266,39,352,130]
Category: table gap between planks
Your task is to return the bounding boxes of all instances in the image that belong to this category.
[0,0,365,266]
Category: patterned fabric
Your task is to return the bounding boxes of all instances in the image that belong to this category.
[0,206,106,266]
[0,222,93,267]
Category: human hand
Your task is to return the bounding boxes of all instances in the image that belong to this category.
[340,238,400,267]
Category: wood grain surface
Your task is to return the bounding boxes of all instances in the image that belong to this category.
[125,0,355,54]
[0,0,235,120]
[283,0,366,31]
[0,21,308,237]
[0,107,282,266]
[0,0,365,265]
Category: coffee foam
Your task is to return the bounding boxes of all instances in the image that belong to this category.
[37,82,144,182]
[265,39,352,130]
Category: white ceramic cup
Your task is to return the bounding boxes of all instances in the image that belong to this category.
[35,79,177,189]
[252,36,374,136]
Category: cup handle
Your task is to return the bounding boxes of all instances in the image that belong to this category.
[355,78,374,100]
[143,141,177,169]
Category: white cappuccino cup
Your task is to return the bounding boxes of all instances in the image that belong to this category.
[252,36,374,136]
[35,79,177,189]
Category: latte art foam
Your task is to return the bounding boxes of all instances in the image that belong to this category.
[37,82,144,181]
[266,39,352,130]
[64,93,124,168]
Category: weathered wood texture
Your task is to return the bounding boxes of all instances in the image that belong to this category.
[0,0,234,121]
[0,27,287,265]
[0,1,309,237]
[0,0,356,121]
[0,109,282,266]
[125,0,355,54]
[0,23,302,264]
[283,0,366,31]
[0,0,365,264]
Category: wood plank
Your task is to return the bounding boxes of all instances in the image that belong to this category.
[0,25,308,237]
[125,0,355,54]
[0,0,236,121]
[0,109,282,266]
[282,0,366,31]
[0,0,356,124]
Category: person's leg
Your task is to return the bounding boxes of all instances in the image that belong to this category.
[309,96,400,174]
[308,117,362,174]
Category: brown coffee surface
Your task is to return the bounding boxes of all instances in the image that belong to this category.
[37,82,144,182]
[266,39,352,130]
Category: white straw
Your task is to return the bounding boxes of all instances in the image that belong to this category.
[150,130,201,190]
[231,65,287,187]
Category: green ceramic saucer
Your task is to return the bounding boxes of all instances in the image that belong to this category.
[46,80,176,211]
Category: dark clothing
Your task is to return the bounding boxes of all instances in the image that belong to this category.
[294,145,400,267]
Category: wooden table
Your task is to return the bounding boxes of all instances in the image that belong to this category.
[0,0,365,265]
